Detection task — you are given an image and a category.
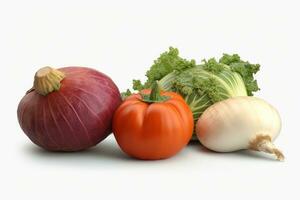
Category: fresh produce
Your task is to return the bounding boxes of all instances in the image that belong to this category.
[123,47,260,140]
[16,48,284,162]
[113,81,194,160]
[196,96,284,161]
[17,66,121,151]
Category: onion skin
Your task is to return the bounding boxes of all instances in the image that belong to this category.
[17,67,122,151]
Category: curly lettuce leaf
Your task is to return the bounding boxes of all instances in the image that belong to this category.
[219,54,260,95]
[125,47,260,105]
[171,62,247,121]
[133,47,196,90]
[202,58,224,74]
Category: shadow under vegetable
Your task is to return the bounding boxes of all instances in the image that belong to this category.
[189,141,281,162]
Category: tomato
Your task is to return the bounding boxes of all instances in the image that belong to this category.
[113,82,193,160]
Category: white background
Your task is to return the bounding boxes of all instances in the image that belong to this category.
[1,0,299,199]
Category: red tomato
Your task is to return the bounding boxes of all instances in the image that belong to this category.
[113,87,193,160]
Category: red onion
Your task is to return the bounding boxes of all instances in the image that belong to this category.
[17,67,121,151]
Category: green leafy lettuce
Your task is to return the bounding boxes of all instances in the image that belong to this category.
[124,47,260,126]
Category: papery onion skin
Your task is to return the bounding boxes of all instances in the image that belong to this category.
[17,67,122,151]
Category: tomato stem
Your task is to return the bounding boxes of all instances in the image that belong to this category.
[150,81,161,101]
[33,67,65,96]
[141,81,169,103]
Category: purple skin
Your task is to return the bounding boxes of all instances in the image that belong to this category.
[17,67,122,151]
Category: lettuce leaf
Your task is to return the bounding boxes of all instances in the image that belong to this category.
[124,47,260,123]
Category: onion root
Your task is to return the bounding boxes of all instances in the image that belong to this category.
[249,134,284,161]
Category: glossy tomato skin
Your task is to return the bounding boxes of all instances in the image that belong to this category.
[17,67,121,151]
[113,90,194,160]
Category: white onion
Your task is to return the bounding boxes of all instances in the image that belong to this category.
[196,96,284,161]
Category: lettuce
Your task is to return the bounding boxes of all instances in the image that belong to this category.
[124,47,260,126]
